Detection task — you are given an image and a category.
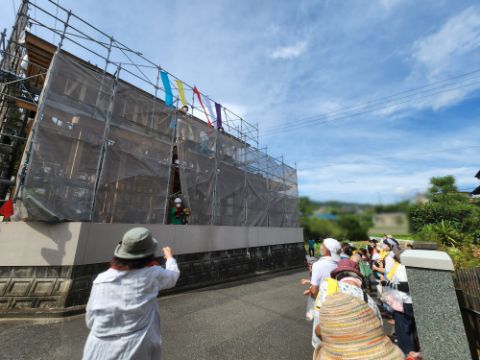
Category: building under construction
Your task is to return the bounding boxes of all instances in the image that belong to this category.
[0,1,302,315]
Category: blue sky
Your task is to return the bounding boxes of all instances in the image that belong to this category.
[2,0,479,203]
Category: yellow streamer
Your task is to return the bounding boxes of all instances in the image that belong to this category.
[176,79,187,107]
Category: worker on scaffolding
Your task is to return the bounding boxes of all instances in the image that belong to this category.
[170,197,190,225]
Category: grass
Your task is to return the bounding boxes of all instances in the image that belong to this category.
[369,233,415,240]
[304,242,323,257]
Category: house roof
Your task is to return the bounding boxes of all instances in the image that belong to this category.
[315,213,337,220]
[472,185,480,196]
[475,170,480,180]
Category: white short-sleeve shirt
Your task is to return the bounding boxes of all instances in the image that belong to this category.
[310,257,338,287]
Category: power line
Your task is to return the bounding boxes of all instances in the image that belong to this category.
[264,68,480,132]
[264,77,480,136]
[265,75,480,134]
[296,145,480,172]
[262,69,480,134]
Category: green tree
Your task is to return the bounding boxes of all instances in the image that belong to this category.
[428,175,457,195]
[374,200,410,213]
[299,196,316,218]
[337,214,368,241]
[303,217,343,240]
[409,176,480,268]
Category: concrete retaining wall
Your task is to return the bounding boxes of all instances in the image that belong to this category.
[0,222,304,315]
[0,222,302,266]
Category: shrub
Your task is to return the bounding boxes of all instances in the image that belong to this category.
[337,214,369,241]
[410,176,480,268]
[415,220,470,248]
[302,217,343,239]
[408,201,476,233]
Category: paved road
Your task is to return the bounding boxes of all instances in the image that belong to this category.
[0,269,312,360]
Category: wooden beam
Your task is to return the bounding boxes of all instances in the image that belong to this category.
[15,98,37,112]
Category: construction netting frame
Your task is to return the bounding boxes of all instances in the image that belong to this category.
[17,51,298,226]
[283,163,299,227]
[266,155,286,227]
[93,81,175,223]
[6,0,299,227]
[18,51,176,222]
[175,118,299,227]
[19,52,112,221]
[176,116,216,225]
[245,146,268,226]
[214,133,247,226]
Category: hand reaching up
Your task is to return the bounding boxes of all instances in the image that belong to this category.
[163,246,173,260]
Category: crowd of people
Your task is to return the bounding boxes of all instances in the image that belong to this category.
[79,225,423,359]
[303,236,423,360]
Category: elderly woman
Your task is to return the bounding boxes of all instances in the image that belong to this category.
[82,227,180,360]
[313,292,404,359]
[311,259,382,349]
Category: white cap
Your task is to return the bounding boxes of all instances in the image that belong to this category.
[323,238,341,261]
[174,197,182,204]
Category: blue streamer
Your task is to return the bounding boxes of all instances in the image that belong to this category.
[161,71,173,107]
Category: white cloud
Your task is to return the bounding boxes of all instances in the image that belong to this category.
[379,0,403,11]
[412,6,480,78]
[222,102,249,118]
[366,6,480,116]
[311,99,343,116]
[295,126,480,203]
[270,40,308,59]
[393,186,413,196]
[429,88,468,111]
[299,163,476,203]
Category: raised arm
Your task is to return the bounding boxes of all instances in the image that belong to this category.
[155,246,180,290]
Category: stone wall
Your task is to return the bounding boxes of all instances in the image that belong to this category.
[0,266,72,310]
[0,242,305,316]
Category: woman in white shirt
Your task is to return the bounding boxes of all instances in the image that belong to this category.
[82,227,180,360]
[381,251,417,356]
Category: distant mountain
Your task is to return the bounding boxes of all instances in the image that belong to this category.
[302,197,409,214]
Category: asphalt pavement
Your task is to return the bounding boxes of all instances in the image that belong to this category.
[0,269,313,360]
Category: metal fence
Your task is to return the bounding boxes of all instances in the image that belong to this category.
[454,267,480,360]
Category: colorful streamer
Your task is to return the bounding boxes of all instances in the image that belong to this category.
[175,79,187,107]
[204,95,216,122]
[193,86,212,126]
[215,102,222,129]
[0,199,13,219]
[160,71,173,107]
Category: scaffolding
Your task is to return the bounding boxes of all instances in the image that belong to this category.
[0,0,299,227]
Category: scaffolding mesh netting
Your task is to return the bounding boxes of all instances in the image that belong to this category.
[214,133,246,226]
[176,117,216,225]
[93,81,175,223]
[17,52,298,226]
[283,164,299,227]
[266,155,285,227]
[20,52,112,221]
[245,147,268,226]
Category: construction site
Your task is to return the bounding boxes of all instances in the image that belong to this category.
[0,0,303,315]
